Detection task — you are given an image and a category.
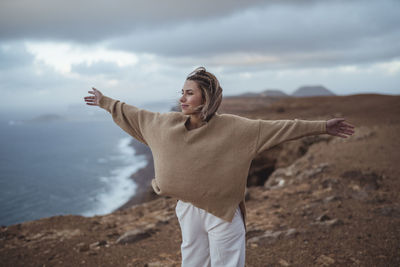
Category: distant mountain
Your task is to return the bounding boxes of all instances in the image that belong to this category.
[260,89,288,97]
[232,92,260,97]
[230,89,288,98]
[292,86,335,97]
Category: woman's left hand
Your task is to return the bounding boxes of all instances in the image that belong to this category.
[326,118,355,138]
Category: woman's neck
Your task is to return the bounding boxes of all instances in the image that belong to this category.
[186,115,205,130]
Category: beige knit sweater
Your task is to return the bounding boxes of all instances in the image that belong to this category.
[99,96,327,228]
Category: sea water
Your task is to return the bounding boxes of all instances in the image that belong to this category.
[0,119,148,226]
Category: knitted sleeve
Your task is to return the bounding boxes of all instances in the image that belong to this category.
[255,119,326,154]
[99,95,159,146]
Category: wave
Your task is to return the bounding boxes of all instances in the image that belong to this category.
[81,137,148,217]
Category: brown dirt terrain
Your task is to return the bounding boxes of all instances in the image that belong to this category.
[1,94,399,266]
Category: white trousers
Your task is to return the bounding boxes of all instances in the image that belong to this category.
[175,200,246,267]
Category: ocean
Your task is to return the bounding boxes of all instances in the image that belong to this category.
[0,118,148,226]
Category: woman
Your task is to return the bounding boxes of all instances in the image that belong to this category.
[84,67,354,267]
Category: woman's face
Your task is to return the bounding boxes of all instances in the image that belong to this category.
[180,80,204,115]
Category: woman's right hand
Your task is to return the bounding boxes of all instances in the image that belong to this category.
[84,87,103,106]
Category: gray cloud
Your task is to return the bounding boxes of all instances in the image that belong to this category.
[0,0,399,115]
[109,0,400,69]
[71,61,122,76]
[2,0,398,71]
[0,42,34,70]
[0,0,367,42]
[0,0,274,42]
[0,43,83,109]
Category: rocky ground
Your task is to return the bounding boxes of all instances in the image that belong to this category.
[1,94,399,266]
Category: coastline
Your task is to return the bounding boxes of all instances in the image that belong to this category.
[116,138,158,211]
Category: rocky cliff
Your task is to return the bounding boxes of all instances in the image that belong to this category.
[1,94,399,266]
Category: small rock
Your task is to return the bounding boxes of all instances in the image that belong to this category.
[247,230,283,245]
[265,176,286,189]
[279,259,290,266]
[78,244,90,252]
[313,218,343,227]
[116,227,155,244]
[98,240,107,246]
[321,177,338,189]
[316,214,331,222]
[323,195,340,203]
[326,218,343,227]
[315,254,335,266]
[89,241,101,249]
[301,163,330,179]
[146,261,175,267]
[285,228,298,238]
[89,240,107,249]
[341,170,382,190]
[159,252,172,258]
[314,214,343,227]
[156,214,175,226]
[30,233,44,240]
[350,257,361,264]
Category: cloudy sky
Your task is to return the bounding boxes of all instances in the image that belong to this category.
[1,0,399,118]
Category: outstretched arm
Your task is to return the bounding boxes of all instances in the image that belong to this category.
[84,87,159,146]
[255,119,326,154]
[255,117,355,154]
